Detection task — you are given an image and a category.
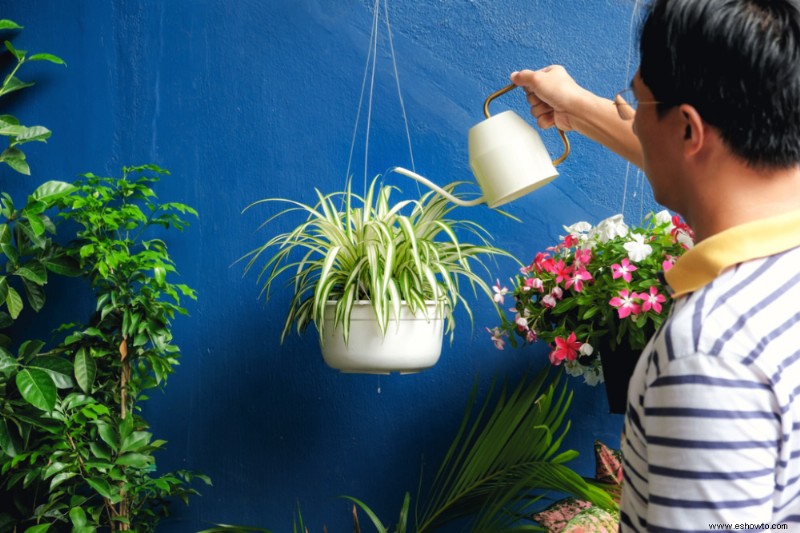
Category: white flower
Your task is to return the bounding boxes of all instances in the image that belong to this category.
[591,214,628,244]
[563,221,593,244]
[564,221,592,234]
[563,359,585,377]
[579,343,594,357]
[623,233,653,262]
[676,230,694,249]
[583,365,603,386]
[654,209,674,230]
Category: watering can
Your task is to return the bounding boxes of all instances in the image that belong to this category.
[393,83,570,208]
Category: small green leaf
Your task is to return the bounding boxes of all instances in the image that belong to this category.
[4,41,24,61]
[0,224,10,245]
[19,339,45,358]
[115,452,151,468]
[69,507,87,527]
[95,421,119,451]
[49,471,77,491]
[2,152,29,175]
[29,356,73,388]
[16,261,47,284]
[74,348,96,393]
[0,20,23,31]
[0,351,16,374]
[86,477,114,499]
[31,181,76,205]
[43,255,81,277]
[0,418,18,456]
[89,442,111,460]
[28,53,65,66]
[15,368,57,411]
[21,278,46,312]
[23,525,50,533]
[121,431,151,453]
[154,266,166,286]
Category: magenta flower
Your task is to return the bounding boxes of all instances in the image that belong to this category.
[611,258,637,282]
[574,248,592,267]
[550,332,582,365]
[639,286,666,314]
[564,267,592,292]
[552,260,573,284]
[609,289,641,319]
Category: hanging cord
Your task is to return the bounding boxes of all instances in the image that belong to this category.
[620,0,644,219]
[344,0,417,195]
[383,0,416,177]
[345,0,381,190]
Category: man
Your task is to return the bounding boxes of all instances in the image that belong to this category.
[511,0,800,530]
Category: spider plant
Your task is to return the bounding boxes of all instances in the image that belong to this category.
[241,175,512,345]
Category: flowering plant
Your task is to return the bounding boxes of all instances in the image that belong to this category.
[489,210,694,385]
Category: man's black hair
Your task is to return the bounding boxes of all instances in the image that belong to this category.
[640,0,800,168]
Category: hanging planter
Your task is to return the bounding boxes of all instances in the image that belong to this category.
[597,339,642,414]
[241,176,512,373]
[320,300,445,374]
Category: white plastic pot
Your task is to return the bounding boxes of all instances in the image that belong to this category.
[320,300,445,374]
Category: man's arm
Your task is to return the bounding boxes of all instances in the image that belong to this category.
[511,67,644,167]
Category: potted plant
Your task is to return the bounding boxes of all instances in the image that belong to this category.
[241,176,512,373]
[489,210,694,413]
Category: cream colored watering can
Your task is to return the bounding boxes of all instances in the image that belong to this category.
[393,84,570,208]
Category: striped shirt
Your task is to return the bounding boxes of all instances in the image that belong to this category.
[620,210,800,532]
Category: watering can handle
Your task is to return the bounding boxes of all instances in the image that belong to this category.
[484,83,570,166]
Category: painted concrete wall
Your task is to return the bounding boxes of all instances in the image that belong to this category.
[2,1,658,531]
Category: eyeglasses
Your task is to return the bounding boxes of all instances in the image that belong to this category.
[613,88,662,120]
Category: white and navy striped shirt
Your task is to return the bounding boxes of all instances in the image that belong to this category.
[620,212,800,532]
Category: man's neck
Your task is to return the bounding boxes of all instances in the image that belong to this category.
[684,162,800,243]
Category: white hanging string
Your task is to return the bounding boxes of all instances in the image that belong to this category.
[620,0,644,219]
[345,0,381,190]
[344,0,417,195]
[383,0,416,175]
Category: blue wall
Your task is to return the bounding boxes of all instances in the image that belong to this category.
[2,1,658,531]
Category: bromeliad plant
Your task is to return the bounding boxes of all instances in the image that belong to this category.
[490,211,693,385]
[346,367,617,533]
[242,175,511,346]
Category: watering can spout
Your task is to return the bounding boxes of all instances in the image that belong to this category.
[391,167,486,207]
[393,84,570,209]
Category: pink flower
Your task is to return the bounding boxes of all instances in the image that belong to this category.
[532,252,555,274]
[564,267,593,292]
[526,329,537,343]
[611,258,637,283]
[563,234,579,248]
[574,248,592,267]
[515,314,529,331]
[523,277,544,292]
[552,260,573,284]
[551,287,564,300]
[662,254,676,272]
[609,289,641,319]
[492,279,508,304]
[542,294,557,309]
[639,286,667,314]
[486,327,506,350]
[550,332,582,365]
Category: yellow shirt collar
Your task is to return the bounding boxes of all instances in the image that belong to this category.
[665,209,800,298]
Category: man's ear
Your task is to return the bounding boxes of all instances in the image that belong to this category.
[679,104,705,156]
